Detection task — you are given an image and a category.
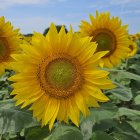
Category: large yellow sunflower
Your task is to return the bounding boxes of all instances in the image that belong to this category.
[79,11,130,68]
[9,23,116,130]
[0,16,20,75]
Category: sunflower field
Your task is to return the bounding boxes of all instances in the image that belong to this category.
[0,11,140,140]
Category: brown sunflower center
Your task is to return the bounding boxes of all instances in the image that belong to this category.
[37,54,83,99]
[46,59,76,90]
[129,45,134,51]
[0,38,10,62]
[92,29,116,57]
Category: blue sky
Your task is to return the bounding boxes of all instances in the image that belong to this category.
[1,0,140,34]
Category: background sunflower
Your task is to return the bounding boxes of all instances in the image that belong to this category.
[127,40,137,57]
[79,11,130,68]
[0,16,20,75]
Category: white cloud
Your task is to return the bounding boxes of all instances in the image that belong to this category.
[123,9,140,14]
[1,0,47,4]
[0,0,66,9]
[0,0,46,9]
[108,0,140,5]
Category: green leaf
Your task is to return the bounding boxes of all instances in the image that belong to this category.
[130,80,140,95]
[83,102,118,123]
[129,64,140,75]
[113,132,138,140]
[46,125,83,140]
[113,121,140,140]
[117,71,140,81]
[128,120,140,134]
[104,69,140,81]
[0,99,39,134]
[80,103,118,139]
[25,126,50,140]
[134,95,140,105]
[118,107,140,118]
[107,88,132,101]
[91,131,115,140]
[93,119,117,131]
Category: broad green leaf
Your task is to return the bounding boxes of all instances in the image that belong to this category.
[130,80,140,96]
[91,131,115,140]
[129,64,140,75]
[87,120,140,140]
[103,69,140,81]
[107,88,132,101]
[116,71,140,81]
[134,95,140,105]
[85,102,118,122]
[80,103,118,139]
[25,126,49,140]
[0,90,8,94]
[113,121,140,140]
[128,120,140,134]
[92,119,117,131]
[118,107,140,118]
[1,132,18,140]
[113,132,138,140]
[46,125,83,140]
[0,99,39,134]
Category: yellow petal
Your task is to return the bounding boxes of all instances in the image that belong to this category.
[74,92,89,116]
[67,98,79,127]
[83,84,110,102]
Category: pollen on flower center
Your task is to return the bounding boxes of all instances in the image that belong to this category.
[37,54,83,99]
[0,38,10,62]
[92,29,116,57]
[46,59,76,90]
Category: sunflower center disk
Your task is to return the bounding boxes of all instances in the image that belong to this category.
[38,56,82,99]
[0,40,6,57]
[129,45,133,51]
[0,38,9,61]
[46,59,76,90]
[92,29,116,57]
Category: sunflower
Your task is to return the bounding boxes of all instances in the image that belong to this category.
[127,40,137,57]
[129,34,137,42]
[79,11,130,68]
[9,23,116,130]
[0,16,20,75]
[135,33,140,39]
